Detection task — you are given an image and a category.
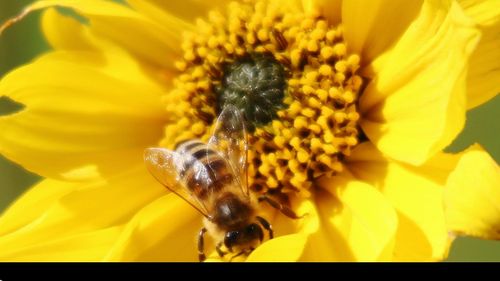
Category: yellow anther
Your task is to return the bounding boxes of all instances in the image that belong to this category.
[318,154,332,166]
[247,32,257,45]
[334,72,345,83]
[350,75,363,90]
[321,106,334,117]
[288,78,300,87]
[292,172,307,183]
[323,144,338,154]
[320,46,334,60]
[316,89,328,102]
[323,131,334,143]
[305,71,318,83]
[331,161,343,172]
[258,162,271,176]
[335,60,347,73]
[175,61,187,71]
[300,18,315,29]
[288,100,302,116]
[266,176,279,188]
[184,50,196,62]
[310,138,323,152]
[307,40,319,52]
[307,97,321,109]
[328,87,341,99]
[326,29,336,42]
[275,165,286,180]
[345,137,358,146]
[302,85,315,95]
[207,37,219,49]
[317,115,329,130]
[288,159,300,172]
[257,28,269,42]
[294,116,308,129]
[224,42,234,54]
[297,149,310,163]
[196,46,208,58]
[311,28,325,40]
[272,120,284,131]
[334,112,346,123]
[308,124,321,134]
[192,121,205,135]
[196,79,210,90]
[290,136,302,149]
[347,54,360,67]
[278,148,292,160]
[343,90,355,103]
[291,49,302,68]
[347,112,360,121]
[274,135,286,149]
[192,67,205,79]
[333,43,346,57]
[267,153,278,166]
[282,128,293,140]
[319,64,332,76]
[316,20,328,30]
[301,107,316,118]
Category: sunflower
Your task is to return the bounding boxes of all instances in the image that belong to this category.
[0,0,498,261]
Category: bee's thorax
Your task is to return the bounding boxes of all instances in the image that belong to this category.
[212,192,254,230]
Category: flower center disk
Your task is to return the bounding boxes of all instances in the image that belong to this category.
[162,0,364,197]
[217,53,287,132]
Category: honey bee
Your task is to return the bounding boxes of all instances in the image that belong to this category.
[144,105,300,261]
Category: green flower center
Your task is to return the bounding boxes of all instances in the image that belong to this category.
[217,53,287,132]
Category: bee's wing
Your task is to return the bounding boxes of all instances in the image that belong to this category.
[144,147,210,218]
[208,105,249,197]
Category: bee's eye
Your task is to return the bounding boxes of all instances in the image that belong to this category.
[224,231,239,248]
[246,223,264,242]
[246,224,257,234]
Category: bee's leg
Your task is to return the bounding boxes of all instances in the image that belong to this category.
[256,216,274,239]
[216,242,227,258]
[198,227,207,262]
[229,250,250,262]
[258,195,303,219]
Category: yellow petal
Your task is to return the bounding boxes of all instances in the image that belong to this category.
[0,179,76,236]
[127,0,229,24]
[0,226,123,261]
[360,1,480,165]
[457,0,500,109]
[342,0,423,65]
[105,193,201,261]
[0,50,166,180]
[41,8,97,51]
[465,24,499,109]
[246,199,318,262]
[347,143,462,261]
[444,146,500,240]
[302,0,342,25]
[0,166,164,260]
[5,0,184,69]
[458,0,500,27]
[302,174,398,261]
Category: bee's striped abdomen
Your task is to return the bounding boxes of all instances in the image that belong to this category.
[176,140,235,200]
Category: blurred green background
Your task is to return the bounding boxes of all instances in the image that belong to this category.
[0,0,499,261]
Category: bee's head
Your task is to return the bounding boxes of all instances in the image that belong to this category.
[224,223,264,251]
